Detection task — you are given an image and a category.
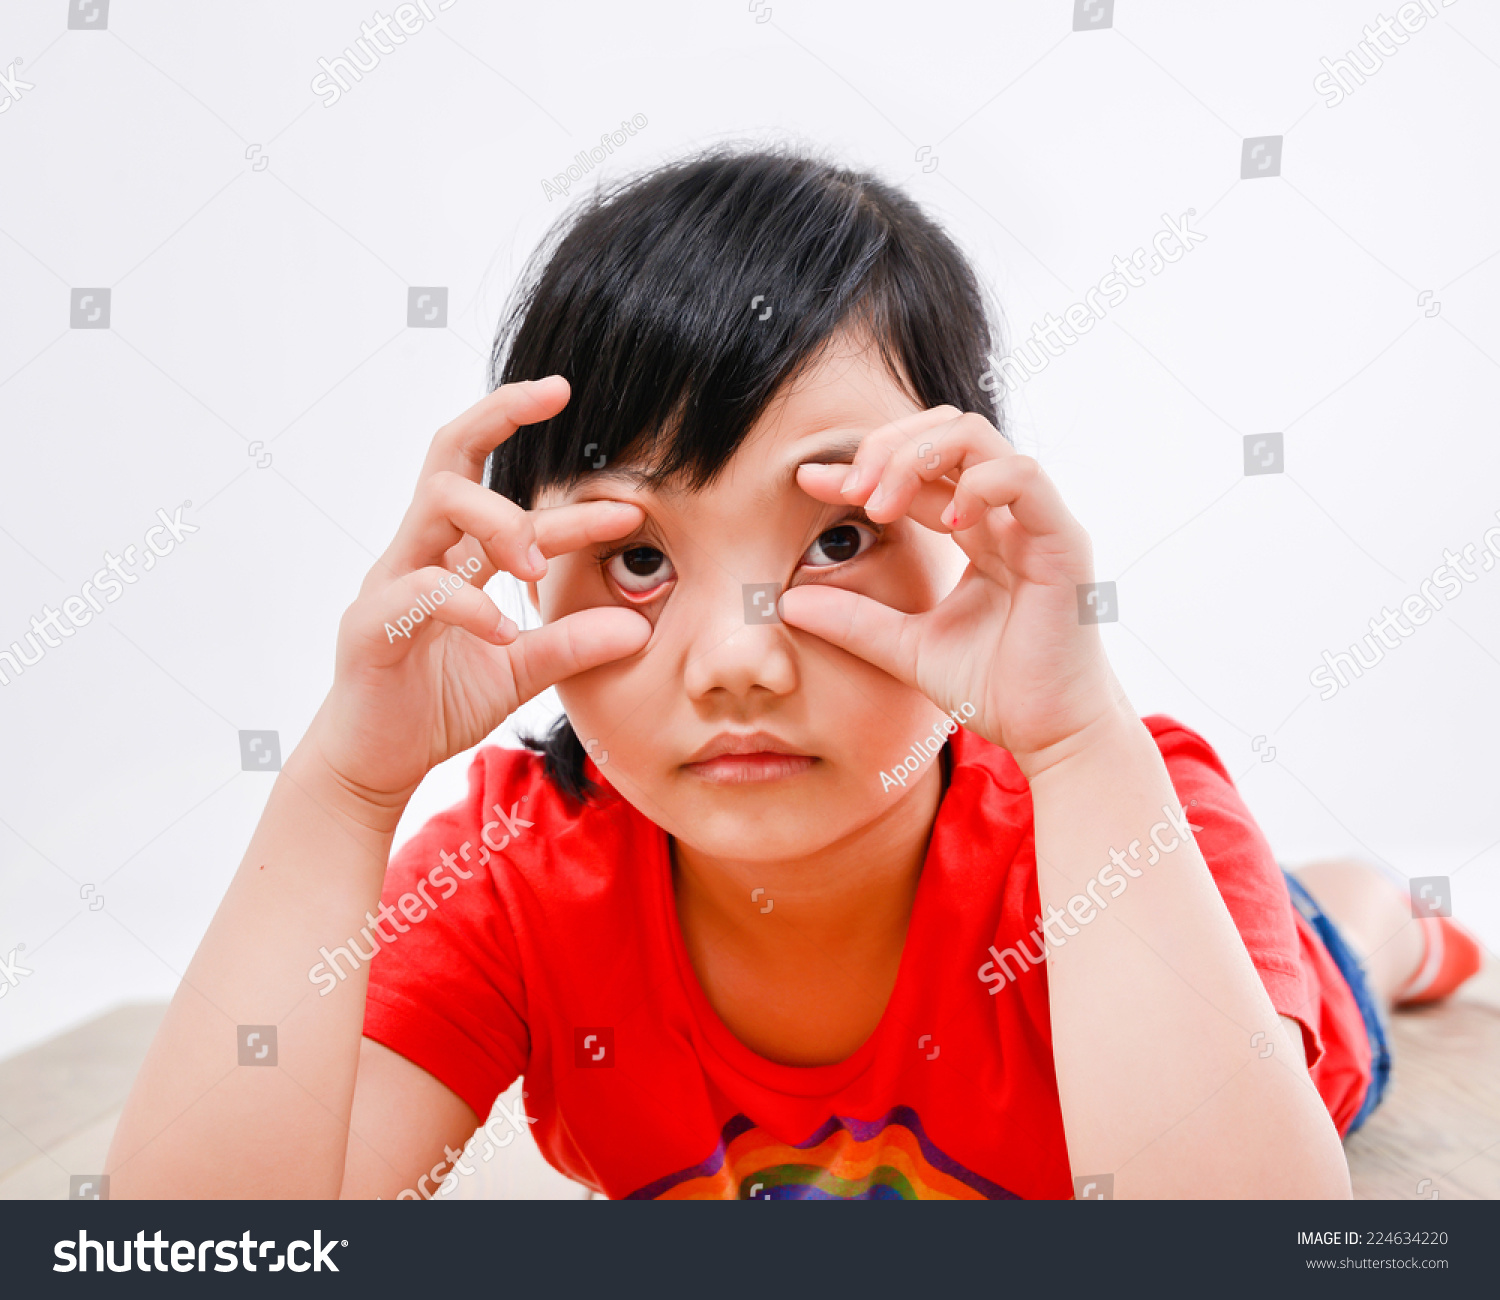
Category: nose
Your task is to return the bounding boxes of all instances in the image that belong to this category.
[679,576,798,703]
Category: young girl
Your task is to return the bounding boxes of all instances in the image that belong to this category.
[108,144,1482,1200]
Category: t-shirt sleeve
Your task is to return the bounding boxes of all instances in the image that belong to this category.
[361,748,532,1120]
[1145,716,1324,1069]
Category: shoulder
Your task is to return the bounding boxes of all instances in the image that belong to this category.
[942,712,1240,813]
[1136,715,1301,966]
[946,712,1275,897]
[1135,714,1262,844]
[406,742,657,904]
[1139,713,1236,783]
[371,741,660,987]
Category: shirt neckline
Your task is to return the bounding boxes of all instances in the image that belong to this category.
[648,732,965,1099]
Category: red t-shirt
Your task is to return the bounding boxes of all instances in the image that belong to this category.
[360,714,1369,1199]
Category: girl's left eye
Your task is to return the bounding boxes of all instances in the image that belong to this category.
[800,520,878,569]
[605,544,674,597]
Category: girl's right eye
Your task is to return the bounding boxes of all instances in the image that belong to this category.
[605,545,675,599]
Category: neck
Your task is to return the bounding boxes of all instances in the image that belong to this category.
[671,747,949,955]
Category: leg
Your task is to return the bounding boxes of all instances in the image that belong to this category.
[1291,857,1483,1008]
[1289,858,1423,1009]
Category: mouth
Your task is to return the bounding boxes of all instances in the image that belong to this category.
[682,731,818,785]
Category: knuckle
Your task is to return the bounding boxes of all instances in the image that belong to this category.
[485,483,522,520]
[948,410,984,440]
[429,420,471,463]
[424,468,465,506]
[495,508,533,549]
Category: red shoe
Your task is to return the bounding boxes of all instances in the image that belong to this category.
[1395,913,1485,1006]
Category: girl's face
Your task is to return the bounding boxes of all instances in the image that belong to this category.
[527,332,968,863]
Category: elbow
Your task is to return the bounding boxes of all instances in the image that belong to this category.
[1300,1145,1353,1200]
[1267,1119,1352,1200]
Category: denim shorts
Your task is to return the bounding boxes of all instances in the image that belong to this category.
[1282,869,1392,1135]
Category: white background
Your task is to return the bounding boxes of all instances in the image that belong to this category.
[1,0,1497,1060]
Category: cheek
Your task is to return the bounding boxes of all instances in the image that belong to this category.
[826,538,955,616]
[893,534,965,607]
[536,553,610,622]
[929,536,968,599]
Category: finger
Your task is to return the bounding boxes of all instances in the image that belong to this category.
[531,498,646,559]
[436,495,644,587]
[837,406,965,499]
[388,473,646,586]
[418,375,571,483]
[348,565,513,664]
[503,605,653,707]
[858,412,1011,524]
[796,463,955,534]
[776,583,919,687]
[383,471,545,581]
[437,498,644,588]
[942,454,1084,546]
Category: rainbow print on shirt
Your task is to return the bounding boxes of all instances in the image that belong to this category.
[625,1106,1019,1200]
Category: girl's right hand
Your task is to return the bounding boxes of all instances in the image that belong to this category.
[306,375,649,814]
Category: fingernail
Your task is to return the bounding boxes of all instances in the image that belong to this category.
[497,614,518,640]
[528,544,546,572]
[841,467,863,494]
[866,484,886,513]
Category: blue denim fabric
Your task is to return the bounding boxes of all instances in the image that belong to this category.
[1282,870,1392,1136]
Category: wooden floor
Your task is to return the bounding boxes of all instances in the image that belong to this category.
[0,1005,588,1201]
[3,970,1497,1200]
[1341,960,1500,1199]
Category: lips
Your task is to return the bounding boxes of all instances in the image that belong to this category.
[682,731,817,785]
[684,731,812,763]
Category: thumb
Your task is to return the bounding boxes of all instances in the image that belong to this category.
[777,585,919,687]
[504,606,652,706]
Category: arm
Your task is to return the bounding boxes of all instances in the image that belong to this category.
[105,746,431,1197]
[106,377,650,1197]
[341,1038,479,1199]
[1022,706,1348,1198]
[786,405,1347,1199]
[104,743,483,1198]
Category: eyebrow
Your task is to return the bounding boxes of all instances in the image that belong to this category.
[581,435,866,512]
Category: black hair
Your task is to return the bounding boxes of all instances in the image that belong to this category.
[486,140,1006,804]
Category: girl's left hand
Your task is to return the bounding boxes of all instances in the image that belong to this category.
[782,406,1130,780]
